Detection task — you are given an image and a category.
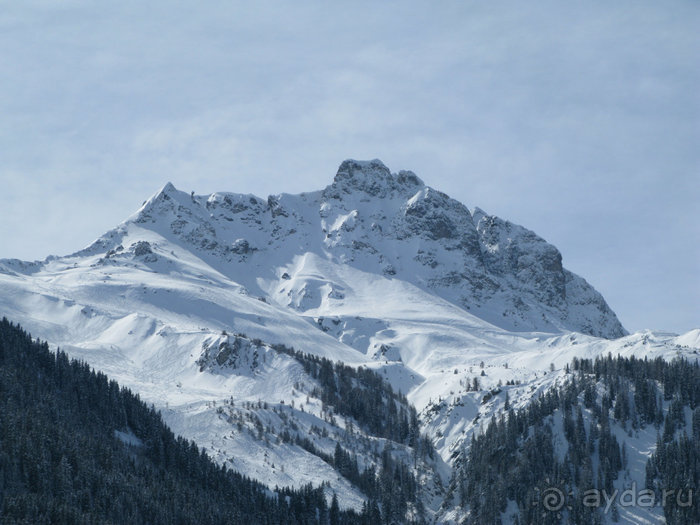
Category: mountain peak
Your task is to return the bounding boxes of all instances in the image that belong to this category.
[332,159,392,193]
[129,180,195,228]
[141,181,182,207]
[336,158,390,177]
[160,181,178,194]
[326,159,424,199]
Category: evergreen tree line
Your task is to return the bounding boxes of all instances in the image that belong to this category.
[272,344,432,454]
[0,318,373,524]
[271,344,430,524]
[453,354,698,525]
[332,442,425,524]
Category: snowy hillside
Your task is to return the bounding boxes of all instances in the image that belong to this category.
[0,159,696,523]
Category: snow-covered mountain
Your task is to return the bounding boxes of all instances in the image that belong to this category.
[0,159,697,523]
[82,158,624,339]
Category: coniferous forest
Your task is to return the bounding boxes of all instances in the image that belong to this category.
[272,343,432,524]
[453,354,699,525]
[0,318,369,524]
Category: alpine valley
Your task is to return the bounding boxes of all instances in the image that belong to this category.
[1,160,697,524]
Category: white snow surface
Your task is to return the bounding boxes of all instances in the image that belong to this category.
[0,160,697,522]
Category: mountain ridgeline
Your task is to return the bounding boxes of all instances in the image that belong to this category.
[79,159,624,338]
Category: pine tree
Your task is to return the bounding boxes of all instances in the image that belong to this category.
[330,493,340,525]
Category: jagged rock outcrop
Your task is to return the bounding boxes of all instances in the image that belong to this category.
[197,333,266,373]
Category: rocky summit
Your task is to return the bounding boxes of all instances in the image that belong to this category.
[85,159,624,338]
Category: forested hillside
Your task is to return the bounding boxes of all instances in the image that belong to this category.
[451,355,699,524]
[0,318,369,525]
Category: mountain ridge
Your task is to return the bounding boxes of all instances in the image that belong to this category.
[56,159,625,339]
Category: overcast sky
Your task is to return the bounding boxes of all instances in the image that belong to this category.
[1,1,698,334]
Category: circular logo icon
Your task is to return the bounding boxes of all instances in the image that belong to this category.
[542,487,566,512]
[533,479,573,519]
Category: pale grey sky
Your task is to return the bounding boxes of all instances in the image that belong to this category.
[1,1,698,334]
